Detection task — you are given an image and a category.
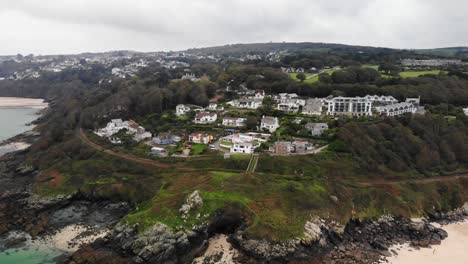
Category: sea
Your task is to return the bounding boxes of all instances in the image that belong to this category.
[0,108,38,142]
[0,100,63,263]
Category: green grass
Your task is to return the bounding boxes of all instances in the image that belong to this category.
[210,171,239,186]
[362,65,445,79]
[399,70,443,78]
[190,144,208,155]
[36,136,468,243]
[289,69,335,84]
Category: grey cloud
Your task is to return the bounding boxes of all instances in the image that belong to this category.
[0,0,467,55]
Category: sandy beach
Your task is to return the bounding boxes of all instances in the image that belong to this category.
[45,225,108,253]
[193,234,239,264]
[0,142,31,156]
[0,97,48,109]
[384,219,468,264]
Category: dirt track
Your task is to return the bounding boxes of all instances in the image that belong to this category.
[78,128,468,186]
[77,128,172,169]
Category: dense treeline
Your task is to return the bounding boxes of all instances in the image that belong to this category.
[335,114,468,175]
[223,65,468,105]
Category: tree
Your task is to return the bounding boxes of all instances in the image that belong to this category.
[246,116,259,130]
[379,63,401,76]
[296,72,306,82]
[318,73,332,83]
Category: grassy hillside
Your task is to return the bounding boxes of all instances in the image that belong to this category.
[32,114,468,242]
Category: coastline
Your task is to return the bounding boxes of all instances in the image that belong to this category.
[0,97,48,154]
[384,219,468,264]
[0,97,48,110]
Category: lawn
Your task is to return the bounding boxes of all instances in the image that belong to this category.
[289,69,335,84]
[362,65,444,78]
[399,70,443,78]
[190,144,208,155]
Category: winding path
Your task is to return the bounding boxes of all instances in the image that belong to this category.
[77,128,468,186]
[77,128,172,169]
[356,174,468,186]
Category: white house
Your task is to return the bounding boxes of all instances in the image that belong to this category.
[376,102,417,117]
[464,107,468,116]
[364,95,398,105]
[260,116,280,132]
[227,98,262,109]
[222,117,247,127]
[151,147,167,156]
[326,97,373,116]
[95,119,151,143]
[302,98,323,115]
[193,112,217,124]
[176,104,191,116]
[95,119,130,138]
[305,122,329,136]
[274,93,300,103]
[207,103,224,111]
[230,142,256,154]
[254,90,266,100]
[189,133,213,144]
[181,73,199,81]
[277,101,301,113]
[405,97,421,108]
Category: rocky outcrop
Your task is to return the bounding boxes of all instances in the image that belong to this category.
[232,218,344,261]
[179,190,203,218]
[73,222,207,264]
[131,224,191,263]
[230,215,460,263]
[428,202,468,224]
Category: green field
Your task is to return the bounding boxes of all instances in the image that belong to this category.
[190,144,207,155]
[363,65,445,78]
[289,69,336,84]
[399,70,444,78]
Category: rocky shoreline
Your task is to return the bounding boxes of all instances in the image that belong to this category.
[1,150,467,264]
[65,193,468,264]
[0,150,130,262]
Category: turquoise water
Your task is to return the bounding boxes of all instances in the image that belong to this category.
[0,106,62,263]
[0,108,39,142]
[0,248,60,264]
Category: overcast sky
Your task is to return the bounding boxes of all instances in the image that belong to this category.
[1,0,467,55]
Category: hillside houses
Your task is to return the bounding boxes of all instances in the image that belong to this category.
[302,99,323,115]
[281,67,305,73]
[194,112,217,124]
[254,90,266,100]
[95,119,152,143]
[189,133,213,144]
[260,116,280,132]
[222,117,246,127]
[207,103,224,111]
[376,102,418,117]
[275,93,306,113]
[305,122,329,136]
[181,73,199,81]
[231,142,256,154]
[227,98,263,109]
[364,95,398,105]
[176,104,191,116]
[326,97,373,116]
[152,133,181,145]
[274,141,312,155]
[221,132,270,154]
